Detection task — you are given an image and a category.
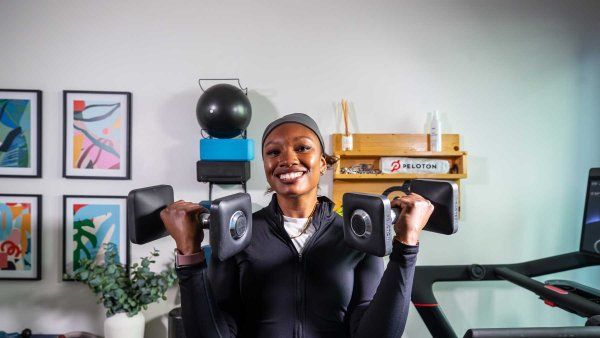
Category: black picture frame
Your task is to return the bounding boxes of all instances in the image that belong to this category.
[0,89,42,178]
[62,195,129,281]
[0,194,42,281]
[62,90,132,180]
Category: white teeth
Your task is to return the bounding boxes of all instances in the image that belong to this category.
[279,172,304,180]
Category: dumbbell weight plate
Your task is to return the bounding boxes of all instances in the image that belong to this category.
[382,179,459,235]
[409,179,459,235]
[127,185,175,244]
[209,193,253,261]
[343,193,394,257]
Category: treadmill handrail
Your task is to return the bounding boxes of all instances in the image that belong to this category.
[412,251,600,338]
[494,266,600,318]
[464,326,600,338]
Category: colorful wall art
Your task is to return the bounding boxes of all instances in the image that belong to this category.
[63,195,128,280]
[63,91,131,179]
[0,90,42,178]
[0,194,42,280]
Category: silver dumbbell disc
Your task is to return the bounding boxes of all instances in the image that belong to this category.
[350,209,372,238]
[229,210,248,240]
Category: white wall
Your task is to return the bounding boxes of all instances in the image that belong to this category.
[1,0,599,337]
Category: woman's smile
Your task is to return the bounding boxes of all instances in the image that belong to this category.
[274,168,308,184]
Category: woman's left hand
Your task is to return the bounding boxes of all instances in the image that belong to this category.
[391,193,434,246]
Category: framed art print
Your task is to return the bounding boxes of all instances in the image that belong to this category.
[63,195,128,281]
[0,194,42,280]
[0,89,42,178]
[63,91,131,179]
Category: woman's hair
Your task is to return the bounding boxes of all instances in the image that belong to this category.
[265,151,339,194]
[323,152,339,169]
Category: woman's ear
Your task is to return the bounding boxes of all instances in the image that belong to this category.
[320,155,327,175]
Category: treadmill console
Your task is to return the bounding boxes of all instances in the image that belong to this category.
[581,168,600,255]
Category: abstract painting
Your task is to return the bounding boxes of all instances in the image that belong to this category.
[0,194,42,280]
[0,90,42,178]
[63,91,131,179]
[63,195,128,280]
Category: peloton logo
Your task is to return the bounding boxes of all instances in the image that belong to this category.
[595,240,600,254]
[390,160,438,173]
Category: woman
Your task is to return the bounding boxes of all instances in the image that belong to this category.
[161,113,434,338]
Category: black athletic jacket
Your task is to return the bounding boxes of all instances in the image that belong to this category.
[176,194,419,338]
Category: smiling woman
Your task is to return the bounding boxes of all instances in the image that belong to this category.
[262,114,339,199]
[263,125,325,198]
[162,113,434,338]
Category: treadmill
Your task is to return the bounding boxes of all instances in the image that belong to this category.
[412,168,600,337]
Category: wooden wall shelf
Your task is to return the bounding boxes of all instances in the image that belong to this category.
[336,150,466,158]
[331,133,468,211]
[334,173,467,180]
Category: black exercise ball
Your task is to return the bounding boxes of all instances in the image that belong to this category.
[196,84,252,138]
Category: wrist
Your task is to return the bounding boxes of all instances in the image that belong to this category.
[394,231,420,246]
[176,240,202,255]
[175,248,205,268]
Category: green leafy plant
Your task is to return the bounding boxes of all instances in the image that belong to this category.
[68,242,177,317]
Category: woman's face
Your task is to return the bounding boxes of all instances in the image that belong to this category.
[263,123,326,198]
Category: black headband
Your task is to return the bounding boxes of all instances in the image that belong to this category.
[261,113,325,157]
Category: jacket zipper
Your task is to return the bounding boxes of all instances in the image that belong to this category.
[296,252,304,338]
[293,218,329,338]
[270,214,304,338]
[269,205,334,338]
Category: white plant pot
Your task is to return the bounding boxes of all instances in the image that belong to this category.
[104,312,145,338]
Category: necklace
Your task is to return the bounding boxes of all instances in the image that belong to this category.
[289,201,319,239]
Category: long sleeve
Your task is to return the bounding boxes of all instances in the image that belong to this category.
[176,255,241,338]
[348,240,419,338]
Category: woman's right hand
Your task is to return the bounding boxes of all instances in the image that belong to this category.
[160,200,206,255]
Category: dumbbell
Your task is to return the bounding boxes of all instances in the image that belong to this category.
[343,179,458,256]
[127,185,252,261]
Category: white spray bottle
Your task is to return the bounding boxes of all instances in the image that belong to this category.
[429,110,442,152]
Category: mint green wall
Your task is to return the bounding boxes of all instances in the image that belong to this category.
[0,1,598,337]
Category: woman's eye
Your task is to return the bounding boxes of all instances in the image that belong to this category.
[266,149,280,156]
[297,145,311,152]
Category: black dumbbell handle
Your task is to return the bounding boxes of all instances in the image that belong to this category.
[193,212,211,229]
[385,183,411,226]
[390,207,400,225]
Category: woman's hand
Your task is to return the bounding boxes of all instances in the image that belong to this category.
[391,193,434,246]
[160,200,206,255]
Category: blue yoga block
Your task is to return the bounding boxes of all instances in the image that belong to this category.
[200,200,211,210]
[200,138,255,161]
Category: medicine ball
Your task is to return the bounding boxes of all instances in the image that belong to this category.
[196,84,252,138]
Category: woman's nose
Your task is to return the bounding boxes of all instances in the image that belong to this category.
[279,148,298,166]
